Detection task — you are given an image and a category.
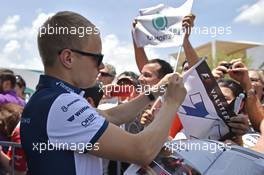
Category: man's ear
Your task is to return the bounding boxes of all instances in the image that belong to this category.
[58,49,74,69]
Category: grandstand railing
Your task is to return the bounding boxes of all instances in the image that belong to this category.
[0,141,22,175]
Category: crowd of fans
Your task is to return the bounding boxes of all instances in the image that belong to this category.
[0,11,263,175]
[0,69,27,175]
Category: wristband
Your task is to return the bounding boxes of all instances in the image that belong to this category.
[246,88,256,98]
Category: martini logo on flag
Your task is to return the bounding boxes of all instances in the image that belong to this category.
[152,15,168,30]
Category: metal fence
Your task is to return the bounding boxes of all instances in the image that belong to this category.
[0,141,22,175]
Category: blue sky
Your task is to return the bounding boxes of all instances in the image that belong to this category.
[0,0,263,74]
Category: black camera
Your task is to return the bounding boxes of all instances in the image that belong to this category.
[220,63,233,69]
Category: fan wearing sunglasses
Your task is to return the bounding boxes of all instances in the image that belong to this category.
[97,63,116,85]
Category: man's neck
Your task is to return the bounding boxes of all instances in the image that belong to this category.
[45,68,77,87]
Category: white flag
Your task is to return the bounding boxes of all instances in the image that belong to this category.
[178,59,235,140]
[133,0,193,48]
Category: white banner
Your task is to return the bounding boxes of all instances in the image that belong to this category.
[178,59,234,140]
[133,0,193,48]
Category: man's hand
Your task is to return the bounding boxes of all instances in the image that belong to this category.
[228,59,252,90]
[182,14,199,68]
[141,98,162,127]
[140,109,154,126]
[182,14,195,40]
[131,19,149,71]
[228,114,249,136]
[163,73,187,107]
[212,61,229,80]
[132,19,137,28]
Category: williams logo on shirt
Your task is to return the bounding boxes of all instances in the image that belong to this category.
[67,106,89,122]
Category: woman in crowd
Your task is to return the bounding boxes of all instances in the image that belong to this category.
[0,103,26,175]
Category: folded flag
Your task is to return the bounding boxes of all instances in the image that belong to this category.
[133,0,193,48]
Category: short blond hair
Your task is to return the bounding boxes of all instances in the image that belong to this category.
[37,11,99,67]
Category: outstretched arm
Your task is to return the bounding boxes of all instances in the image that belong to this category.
[99,73,174,126]
[182,14,199,68]
[91,73,187,166]
[229,59,264,131]
[132,21,148,72]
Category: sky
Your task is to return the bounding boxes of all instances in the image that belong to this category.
[0,0,263,74]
